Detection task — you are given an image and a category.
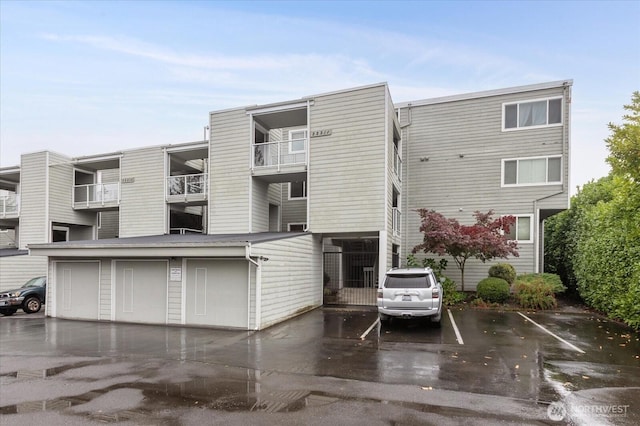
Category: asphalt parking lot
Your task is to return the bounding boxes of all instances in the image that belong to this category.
[0,307,638,425]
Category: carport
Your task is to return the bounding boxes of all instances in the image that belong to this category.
[29,232,322,330]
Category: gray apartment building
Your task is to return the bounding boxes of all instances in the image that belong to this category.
[0,80,572,329]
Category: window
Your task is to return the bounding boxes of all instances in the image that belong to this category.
[288,223,306,232]
[52,225,69,242]
[503,97,562,130]
[289,129,307,153]
[289,181,307,199]
[505,215,532,243]
[502,156,561,186]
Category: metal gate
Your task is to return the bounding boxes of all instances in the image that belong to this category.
[323,251,378,306]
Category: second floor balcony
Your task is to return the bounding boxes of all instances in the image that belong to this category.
[0,193,19,219]
[166,173,208,204]
[252,139,308,183]
[73,183,120,210]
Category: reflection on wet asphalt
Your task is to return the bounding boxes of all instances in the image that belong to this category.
[0,307,638,425]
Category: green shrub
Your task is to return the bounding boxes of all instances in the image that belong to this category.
[476,277,510,303]
[488,263,516,284]
[513,278,557,310]
[442,276,465,306]
[517,273,566,294]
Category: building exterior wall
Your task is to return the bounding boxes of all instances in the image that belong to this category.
[308,84,387,233]
[48,152,95,230]
[119,147,166,237]
[0,254,48,291]
[209,108,251,233]
[18,152,48,248]
[252,234,322,329]
[400,84,571,289]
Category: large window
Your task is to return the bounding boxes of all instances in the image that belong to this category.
[503,97,562,130]
[289,181,307,199]
[505,215,533,243]
[502,156,562,186]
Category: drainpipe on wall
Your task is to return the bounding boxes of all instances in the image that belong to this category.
[245,245,262,330]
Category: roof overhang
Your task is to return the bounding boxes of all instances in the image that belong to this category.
[29,242,249,258]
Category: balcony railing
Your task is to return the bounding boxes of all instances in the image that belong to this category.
[392,207,401,236]
[0,193,19,218]
[393,145,402,180]
[170,227,204,235]
[73,183,120,208]
[166,173,207,199]
[253,139,308,169]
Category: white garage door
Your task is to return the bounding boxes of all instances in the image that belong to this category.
[114,260,167,324]
[186,259,248,328]
[55,261,100,320]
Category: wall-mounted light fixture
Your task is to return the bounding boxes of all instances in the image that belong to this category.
[420,157,429,162]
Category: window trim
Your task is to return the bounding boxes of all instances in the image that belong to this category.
[288,129,307,154]
[501,155,563,187]
[502,96,563,131]
[288,181,307,200]
[503,214,534,244]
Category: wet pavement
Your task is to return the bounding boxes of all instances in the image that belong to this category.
[0,307,638,425]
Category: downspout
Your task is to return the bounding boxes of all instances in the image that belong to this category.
[45,151,50,243]
[163,147,168,234]
[305,99,311,231]
[245,245,261,330]
[399,105,412,266]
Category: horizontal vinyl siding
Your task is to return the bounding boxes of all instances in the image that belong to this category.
[252,179,269,232]
[252,234,322,329]
[18,153,48,248]
[119,148,166,237]
[0,255,48,291]
[99,259,110,320]
[49,152,94,228]
[98,211,119,239]
[309,85,387,233]
[401,86,570,290]
[209,109,250,233]
[281,183,307,230]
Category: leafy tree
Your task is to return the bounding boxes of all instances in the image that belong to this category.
[412,210,519,291]
[606,91,640,181]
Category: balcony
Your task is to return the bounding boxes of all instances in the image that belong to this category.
[166,173,208,204]
[392,207,401,236]
[73,183,120,210]
[0,193,19,219]
[252,139,308,183]
[393,145,402,181]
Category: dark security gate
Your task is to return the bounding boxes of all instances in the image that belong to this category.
[323,251,378,306]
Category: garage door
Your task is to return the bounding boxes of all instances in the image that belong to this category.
[185,259,248,328]
[114,260,167,324]
[55,261,100,320]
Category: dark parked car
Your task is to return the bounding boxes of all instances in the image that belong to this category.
[0,276,47,316]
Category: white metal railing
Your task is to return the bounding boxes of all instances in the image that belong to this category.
[169,227,204,235]
[393,145,402,180]
[253,139,308,169]
[166,173,207,198]
[392,207,401,236]
[0,193,19,218]
[73,183,120,207]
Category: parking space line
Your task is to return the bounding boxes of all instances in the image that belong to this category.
[360,317,380,340]
[447,309,464,345]
[517,312,586,354]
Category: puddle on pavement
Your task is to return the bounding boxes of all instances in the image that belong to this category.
[0,359,115,379]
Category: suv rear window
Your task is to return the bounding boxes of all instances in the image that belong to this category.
[384,274,432,289]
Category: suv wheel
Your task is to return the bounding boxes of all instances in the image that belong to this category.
[23,297,42,314]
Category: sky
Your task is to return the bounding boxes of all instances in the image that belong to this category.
[1,0,638,193]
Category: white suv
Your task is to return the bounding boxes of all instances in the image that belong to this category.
[377,268,443,325]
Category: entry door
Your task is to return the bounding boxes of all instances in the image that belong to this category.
[114,260,168,324]
[55,261,100,319]
[185,259,248,328]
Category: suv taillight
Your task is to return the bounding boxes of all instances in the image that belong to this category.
[432,288,439,299]
[377,289,383,299]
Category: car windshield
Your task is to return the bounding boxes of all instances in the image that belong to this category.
[21,277,45,288]
[385,274,432,288]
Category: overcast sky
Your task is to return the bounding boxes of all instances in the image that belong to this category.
[1,1,638,193]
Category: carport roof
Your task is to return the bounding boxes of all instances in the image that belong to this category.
[28,232,309,258]
[0,248,28,258]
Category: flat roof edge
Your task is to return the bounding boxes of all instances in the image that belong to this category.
[395,79,573,108]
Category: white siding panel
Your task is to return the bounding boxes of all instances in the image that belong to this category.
[0,254,47,291]
[119,148,166,237]
[252,234,322,329]
[18,153,48,248]
[309,85,387,233]
[209,109,251,233]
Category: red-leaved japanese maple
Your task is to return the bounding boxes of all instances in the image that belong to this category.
[412,210,519,291]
